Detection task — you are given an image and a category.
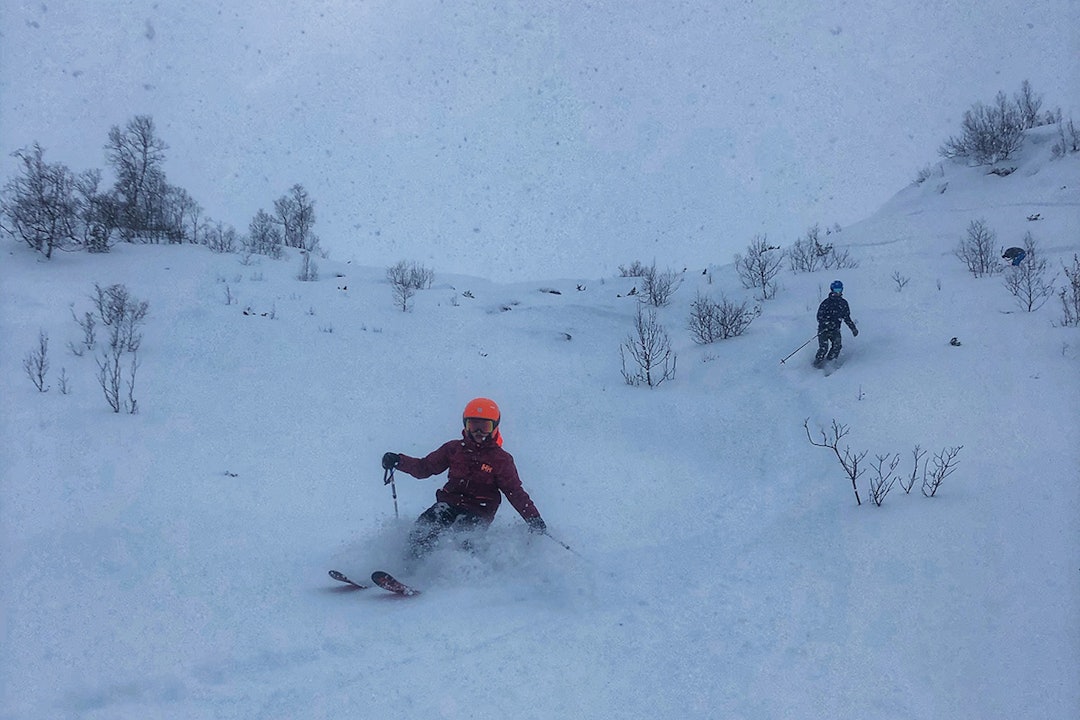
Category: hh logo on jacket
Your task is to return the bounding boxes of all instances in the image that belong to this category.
[481,463,494,473]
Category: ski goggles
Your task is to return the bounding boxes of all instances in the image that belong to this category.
[465,418,495,433]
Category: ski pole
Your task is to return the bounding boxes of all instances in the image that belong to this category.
[540,531,622,583]
[383,466,399,519]
[542,531,584,559]
[780,331,822,364]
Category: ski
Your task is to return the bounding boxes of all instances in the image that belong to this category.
[328,570,369,589]
[371,570,421,597]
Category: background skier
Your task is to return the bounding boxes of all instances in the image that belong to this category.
[814,280,858,368]
[381,397,547,558]
[1002,246,1027,266]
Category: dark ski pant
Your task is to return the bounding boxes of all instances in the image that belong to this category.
[408,501,487,559]
[815,327,842,364]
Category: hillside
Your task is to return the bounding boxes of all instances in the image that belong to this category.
[1,133,1078,719]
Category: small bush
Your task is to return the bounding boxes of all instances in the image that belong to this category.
[1051,116,1080,159]
[914,164,940,185]
[620,306,676,388]
[789,225,831,274]
[922,446,963,498]
[891,271,910,292]
[92,283,149,352]
[688,291,758,343]
[867,454,901,507]
[1059,254,1080,327]
[96,345,140,414]
[940,90,1025,165]
[805,419,962,506]
[1003,233,1055,312]
[735,235,784,300]
[955,219,1001,278]
[297,246,319,282]
[204,222,238,254]
[69,305,96,353]
[386,260,435,311]
[618,260,649,277]
[23,330,50,392]
[245,210,283,259]
[639,263,682,307]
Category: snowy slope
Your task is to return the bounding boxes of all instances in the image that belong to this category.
[2,130,1078,718]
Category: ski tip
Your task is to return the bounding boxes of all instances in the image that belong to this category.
[371,570,421,596]
[328,569,369,589]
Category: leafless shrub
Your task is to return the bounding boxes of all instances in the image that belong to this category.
[96,345,140,414]
[1051,116,1080,158]
[867,454,901,507]
[386,260,434,311]
[789,225,831,274]
[245,209,283,258]
[126,353,140,414]
[297,245,319,282]
[1058,254,1080,326]
[1003,233,1055,312]
[69,304,97,352]
[891,271,910,292]
[735,235,784,300]
[92,283,149,351]
[639,263,683,307]
[412,264,435,289]
[823,246,858,270]
[96,345,122,412]
[914,164,940,184]
[58,367,71,395]
[23,330,50,392]
[803,418,866,506]
[922,446,963,497]
[955,219,1001,277]
[204,221,238,253]
[0,143,79,258]
[618,260,649,277]
[900,446,927,494]
[1013,80,1045,130]
[789,225,858,273]
[620,305,677,387]
[688,291,758,343]
[940,90,1025,165]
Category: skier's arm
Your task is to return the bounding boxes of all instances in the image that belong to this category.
[397,441,453,479]
[840,299,857,334]
[496,459,544,527]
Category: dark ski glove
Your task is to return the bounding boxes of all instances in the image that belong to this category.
[852,327,859,337]
[381,452,400,470]
[527,516,547,534]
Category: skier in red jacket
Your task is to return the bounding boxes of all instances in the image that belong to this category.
[382,398,547,558]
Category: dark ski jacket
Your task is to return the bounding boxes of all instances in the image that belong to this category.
[817,292,857,333]
[1003,247,1026,265]
[397,432,541,523]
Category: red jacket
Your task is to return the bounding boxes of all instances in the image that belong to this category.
[397,432,540,523]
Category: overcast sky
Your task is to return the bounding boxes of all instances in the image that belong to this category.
[2,0,1077,277]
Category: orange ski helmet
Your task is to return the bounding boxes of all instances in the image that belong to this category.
[462,397,500,427]
[463,397,502,446]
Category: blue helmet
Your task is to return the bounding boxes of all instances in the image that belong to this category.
[830,280,844,293]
